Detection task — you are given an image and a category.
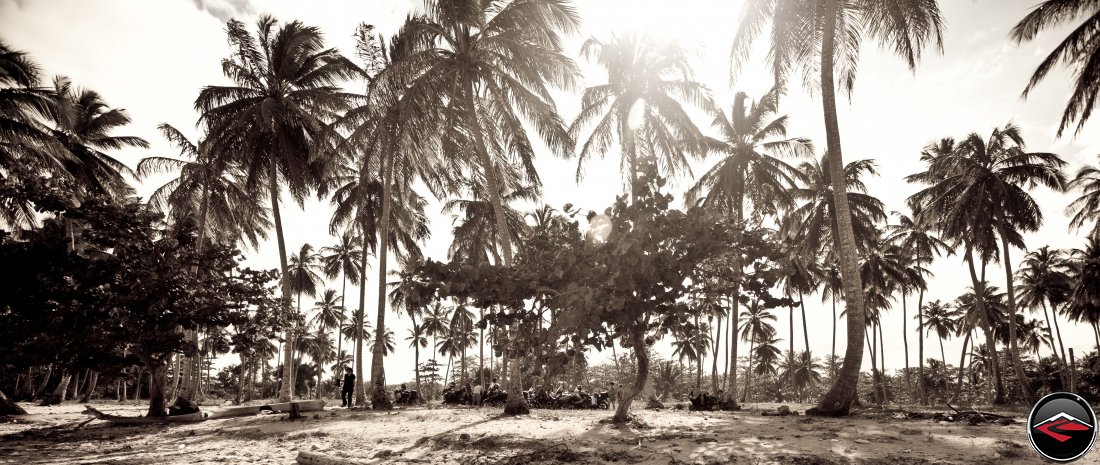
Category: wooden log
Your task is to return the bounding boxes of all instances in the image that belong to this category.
[0,390,27,415]
[296,450,371,465]
[83,405,206,425]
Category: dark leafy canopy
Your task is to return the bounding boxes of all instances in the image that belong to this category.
[1011,0,1100,136]
[784,154,886,255]
[0,180,287,379]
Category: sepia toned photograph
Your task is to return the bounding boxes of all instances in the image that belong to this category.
[1,0,1099,463]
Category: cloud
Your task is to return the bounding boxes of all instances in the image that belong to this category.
[192,0,254,22]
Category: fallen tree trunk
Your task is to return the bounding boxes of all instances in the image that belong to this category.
[296,451,372,465]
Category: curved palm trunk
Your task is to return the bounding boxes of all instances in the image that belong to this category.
[335,273,346,377]
[464,84,525,415]
[1040,301,1066,386]
[412,316,422,399]
[179,179,212,401]
[949,331,971,404]
[316,325,326,400]
[964,247,1006,404]
[612,319,649,423]
[712,314,721,392]
[271,160,295,403]
[369,149,394,410]
[831,294,837,377]
[997,223,1035,403]
[879,321,888,402]
[867,326,879,404]
[799,293,810,354]
[812,0,867,417]
[741,337,755,403]
[917,288,927,405]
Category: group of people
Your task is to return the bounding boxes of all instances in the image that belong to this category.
[686,387,738,411]
[442,378,505,406]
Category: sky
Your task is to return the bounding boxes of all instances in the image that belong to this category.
[2,0,1099,387]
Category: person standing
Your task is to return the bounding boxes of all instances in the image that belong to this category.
[341,367,355,408]
[472,382,483,407]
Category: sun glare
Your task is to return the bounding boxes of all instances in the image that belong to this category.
[584,0,742,43]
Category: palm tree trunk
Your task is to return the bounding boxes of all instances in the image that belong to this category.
[831,294,837,378]
[879,321,887,403]
[369,149,394,410]
[712,314,721,392]
[270,159,295,403]
[80,371,98,403]
[963,246,1006,404]
[479,307,486,389]
[917,288,927,405]
[729,194,745,392]
[799,292,810,354]
[1092,321,1100,354]
[814,0,867,416]
[902,293,911,400]
[949,331,971,404]
[730,300,738,397]
[1049,300,1070,382]
[354,226,369,406]
[1040,301,1068,387]
[996,223,1035,403]
[336,273,346,375]
[939,336,946,370]
[741,337,755,403]
[867,326,879,404]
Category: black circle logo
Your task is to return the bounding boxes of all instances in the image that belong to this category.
[1028,392,1097,462]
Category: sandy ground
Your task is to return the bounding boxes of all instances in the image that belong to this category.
[0,401,1084,464]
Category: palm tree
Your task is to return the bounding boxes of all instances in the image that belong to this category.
[320,233,364,372]
[920,300,956,370]
[46,77,149,198]
[786,351,824,403]
[420,302,450,400]
[288,243,323,396]
[885,211,948,405]
[138,124,271,250]
[752,338,783,401]
[952,284,1008,403]
[445,183,534,265]
[784,155,886,255]
[1016,246,1073,383]
[0,40,68,228]
[731,0,945,415]
[571,33,709,198]
[1011,1,1100,136]
[1067,156,1100,239]
[195,16,358,402]
[1066,238,1100,351]
[738,300,777,403]
[406,323,428,397]
[910,123,1066,403]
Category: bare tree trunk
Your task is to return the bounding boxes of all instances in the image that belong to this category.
[902,293,911,401]
[271,157,295,403]
[355,230,368,406]
[964,247,1006,404]
[146,361,169,417]
[612,320,649,423]
[811,0,868,417]
[33,364,52,400]
[40,370,71,406]
[133,366,142,402]
[712,314,721,392]
[917,288,927,405]
[80,371,98,403]
[369,148,394,410]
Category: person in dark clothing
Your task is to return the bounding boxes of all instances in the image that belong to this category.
[341,367,355,408]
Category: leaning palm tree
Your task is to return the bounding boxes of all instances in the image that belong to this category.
[910,123,1066,404]
[1011,1,1100,136]
[1067,156,1100,239]
[195,16,358,402]
[731,0,945,415]
[884,210,948,405]
[571,33,710,198]
[1016,246,1073,383]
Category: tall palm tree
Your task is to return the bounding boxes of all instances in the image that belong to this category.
[1016,246,1073,383]
[571,33,709,198]
[445,182,534,265]
[952,284,1008,403]
[885,210,948,405]
[1011,1,1100,136]
[320,233,364,371]
[195,16,358,402]
[731,0,945,415]
[1067,156,1100,239]
[910,123,1066,403]
[786,351,824,403]
[391,0,579,270]
[421,302,451,400]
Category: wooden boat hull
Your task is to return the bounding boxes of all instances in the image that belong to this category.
[205,400,325,419]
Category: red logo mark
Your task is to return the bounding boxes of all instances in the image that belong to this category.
[1034,412,1094,443]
